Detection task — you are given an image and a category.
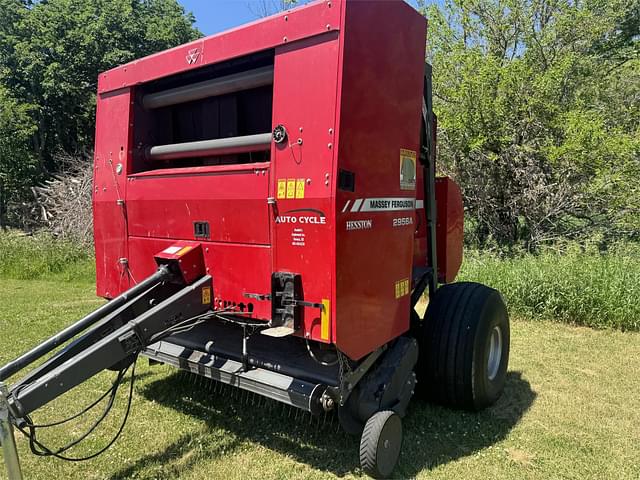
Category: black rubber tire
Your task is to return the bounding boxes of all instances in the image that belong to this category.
[359,410,403,479]
[415,282,510,410]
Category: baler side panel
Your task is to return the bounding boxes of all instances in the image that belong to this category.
[435,177,464,283]
[93,89,133,298]
[271,32,341,342]
[334,0,427,360]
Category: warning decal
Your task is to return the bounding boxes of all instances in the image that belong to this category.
[277,179,287,199]
[400,149,417,190]
[286,179,296,199]
[201,286,211,305]
[277,178,306,199]
[394,278,410,299]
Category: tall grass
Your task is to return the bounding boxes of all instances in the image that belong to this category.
[458,243,640,331]
[0,230,95,282]
[1,230,638,331]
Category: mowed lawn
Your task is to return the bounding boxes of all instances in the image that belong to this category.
[1,279,639,479]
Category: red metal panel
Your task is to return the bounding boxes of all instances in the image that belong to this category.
[270,31,341,343]
[128,237,272,320]
[435,177,464,283]
[98,1,341,94]
[126,164,270,245]
[333,0,427,359]
[93,89,133,298]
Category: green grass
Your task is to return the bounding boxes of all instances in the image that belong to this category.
[1,231,638,331]
[1,279,639,479]
[458,244,640,331]
[0,230,94,283]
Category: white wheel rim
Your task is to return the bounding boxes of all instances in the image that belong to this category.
[487,326,503,381]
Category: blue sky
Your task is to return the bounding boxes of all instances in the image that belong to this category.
[178,1,263,35]
[178,1,421,36]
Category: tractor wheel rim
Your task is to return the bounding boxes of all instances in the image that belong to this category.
[487,326,502,381]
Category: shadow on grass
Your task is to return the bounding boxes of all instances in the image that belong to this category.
[112,370,535,478]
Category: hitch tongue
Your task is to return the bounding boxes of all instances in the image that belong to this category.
[0,382,23,480]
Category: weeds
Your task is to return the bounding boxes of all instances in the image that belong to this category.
[2,231,638,331]
[458,243,640,331]
[0,230,94,282]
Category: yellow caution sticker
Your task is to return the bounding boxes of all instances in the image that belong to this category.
[394,278,410,299]
[201,286,211,305]
[295,178,305,199]
[277,179,287,199]
[400,148,417,190]
[286,179,296,199]
[321,299,330,341]
[176,245,193,256]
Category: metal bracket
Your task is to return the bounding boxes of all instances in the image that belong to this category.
[243,293,323,311]
[0,382,23,480]
[421,63,438,296]
[282,299,324,310]
[243,292,272,301]
[339,346,387,404]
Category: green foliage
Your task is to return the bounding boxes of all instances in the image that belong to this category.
[458,243,640,331]
[0,86,39,227]
[0,230,94,282]
[424,0,640,248]
[0,0,200,224]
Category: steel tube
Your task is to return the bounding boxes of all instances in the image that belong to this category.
[0,266,171,382]
[0,383,23,480]
[146,133,272,161]
[142,66,274,110]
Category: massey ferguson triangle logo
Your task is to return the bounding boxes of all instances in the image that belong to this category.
[186,48,199,65]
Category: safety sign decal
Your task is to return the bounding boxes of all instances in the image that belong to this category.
[400,148,417,190]
[395,278,410,299]
[277,178,306,199]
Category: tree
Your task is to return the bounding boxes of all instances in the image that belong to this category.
[422,0,640,249]
[0,86,38,228]
[249,0,305,17]
[0,0,201,226]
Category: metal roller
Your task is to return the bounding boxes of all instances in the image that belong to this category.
[142,65,274,110]
[146,133,273,161]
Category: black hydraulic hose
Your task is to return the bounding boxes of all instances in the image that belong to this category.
[18,356,139,462]
[0,266,171,382]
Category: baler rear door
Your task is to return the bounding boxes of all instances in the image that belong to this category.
[125,54,276,246]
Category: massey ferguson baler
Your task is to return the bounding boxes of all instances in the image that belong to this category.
[0,1,510,478]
